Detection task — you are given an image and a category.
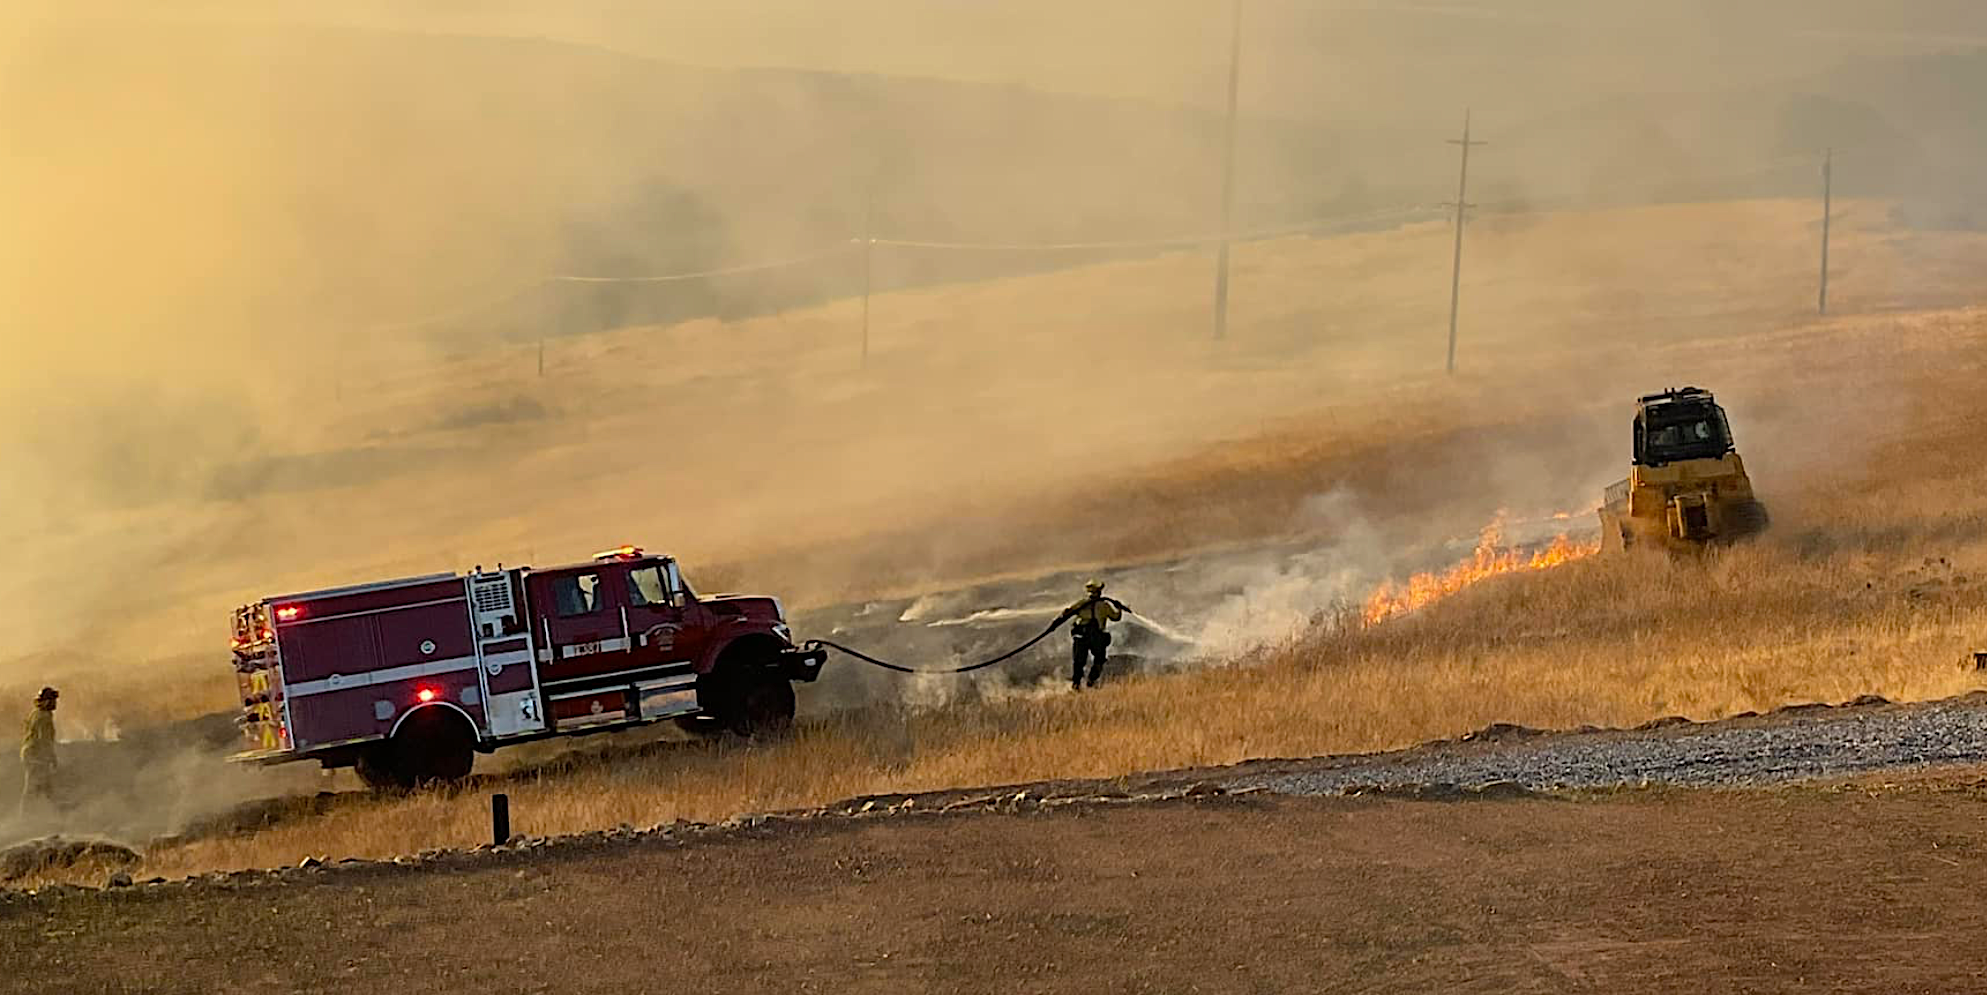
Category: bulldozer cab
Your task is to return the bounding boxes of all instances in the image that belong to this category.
[1601,385,1764,552]
[1633,388,1733,467]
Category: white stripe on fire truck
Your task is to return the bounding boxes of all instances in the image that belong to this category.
[534,637,632,662]
[542,662,695,692]
[284,656,481,698]
[480,649,532,669]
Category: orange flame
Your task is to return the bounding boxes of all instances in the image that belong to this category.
[1361,518,1599,626]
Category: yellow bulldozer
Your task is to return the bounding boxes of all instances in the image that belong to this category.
[1599,386,1767,552]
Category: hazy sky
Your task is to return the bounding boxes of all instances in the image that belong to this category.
[86,1,1987,118]
[5,0,1983,413]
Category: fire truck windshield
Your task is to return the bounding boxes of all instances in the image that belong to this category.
[627,565,672,607]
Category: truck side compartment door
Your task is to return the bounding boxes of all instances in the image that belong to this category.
[528,566,639,725]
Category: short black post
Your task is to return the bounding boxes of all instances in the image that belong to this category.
[492,792,511,845]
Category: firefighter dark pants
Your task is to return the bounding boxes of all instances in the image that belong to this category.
[18,760,57,819]
[1071,629,1109,686]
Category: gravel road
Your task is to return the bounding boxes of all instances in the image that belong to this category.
[1242,694,1987,796]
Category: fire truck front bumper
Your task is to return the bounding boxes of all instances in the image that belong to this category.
[780,646,829,682]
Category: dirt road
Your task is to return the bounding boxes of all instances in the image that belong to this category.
[10,783,1987,994]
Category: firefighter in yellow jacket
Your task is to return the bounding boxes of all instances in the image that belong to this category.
[1059,580,1125,690]
[19,686,58,816]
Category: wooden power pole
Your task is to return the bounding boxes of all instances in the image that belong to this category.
[1818,147,1832,315]
[1211,0,1243,340]
[861,187,875,365]
[1444,109,1487,375]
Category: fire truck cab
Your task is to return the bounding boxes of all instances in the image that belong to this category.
[229,546,824,789]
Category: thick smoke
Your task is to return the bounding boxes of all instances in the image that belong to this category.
[4,2,1986,723]
[0,711,326,854]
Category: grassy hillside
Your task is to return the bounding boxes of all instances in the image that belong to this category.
[47,294,1987,882]
[8,196,1987,729]
[14,0,1987,886]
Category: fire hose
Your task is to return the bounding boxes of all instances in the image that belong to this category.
[801,598,1129,675]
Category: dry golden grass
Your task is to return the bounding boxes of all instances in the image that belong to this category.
[119,299,1987,881]
[12,197,1987,719]
[135,535,1987,881]
[12,200,1987,887]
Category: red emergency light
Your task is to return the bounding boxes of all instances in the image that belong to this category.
[416,688,437,703]
[274,606,302,621]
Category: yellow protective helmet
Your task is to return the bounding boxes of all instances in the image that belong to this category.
[1084,579,1105,594]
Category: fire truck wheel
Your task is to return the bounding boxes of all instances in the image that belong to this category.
[730,674,796,739]
[356,708,477,790]
[354,747,410,791]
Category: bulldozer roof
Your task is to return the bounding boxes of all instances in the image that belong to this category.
[1638,386,1715,406]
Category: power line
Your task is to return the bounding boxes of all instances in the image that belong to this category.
[545,244,858,283]
[361,203,1435,339]
[868,232,1221,252]
[866,205,1430,252]
[366,281,541,334]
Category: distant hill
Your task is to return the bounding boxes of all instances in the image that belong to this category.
[7,16,1986,351]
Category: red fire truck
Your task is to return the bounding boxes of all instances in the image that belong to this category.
[229,546,825,788]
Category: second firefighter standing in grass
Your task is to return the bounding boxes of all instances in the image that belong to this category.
[1060,580,1125,690]
[19,687,58,818]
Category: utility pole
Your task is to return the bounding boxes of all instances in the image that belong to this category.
[1818,147,1832,315]
[538,283,549,378]
[1211,0,1243,340]
[1443,109,1487,374]
[860,186,875,366]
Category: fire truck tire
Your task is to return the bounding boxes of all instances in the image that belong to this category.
[731,675,796,738]
[354,748,407,791]
[358,709,477,790]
